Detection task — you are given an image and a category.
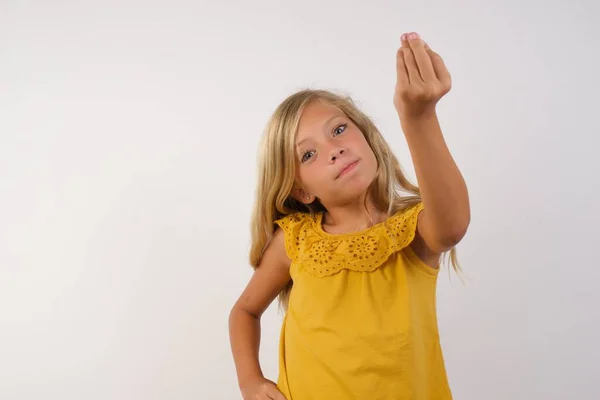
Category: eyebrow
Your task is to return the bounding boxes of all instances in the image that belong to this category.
[295,115,341,148]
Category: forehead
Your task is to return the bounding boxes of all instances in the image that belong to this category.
[296,101,345,142]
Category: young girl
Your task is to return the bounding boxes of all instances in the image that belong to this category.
[229,32,470,400]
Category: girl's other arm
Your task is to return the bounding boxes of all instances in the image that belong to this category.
[229,228,291,400]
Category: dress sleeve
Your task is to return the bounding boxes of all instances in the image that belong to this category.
[274,213,311,262]
[386,201,425,251]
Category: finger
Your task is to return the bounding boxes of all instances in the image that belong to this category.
[396,47,409,87]
[424,42,451,87]
[265,385,286,400]
[400,33,421,84]
[407,32,436,81]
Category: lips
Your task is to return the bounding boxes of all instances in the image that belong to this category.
[336,160,359,179]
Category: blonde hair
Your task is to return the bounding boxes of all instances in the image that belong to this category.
[249,89,461,309]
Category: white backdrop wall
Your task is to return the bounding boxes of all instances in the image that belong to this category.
[1,0,599,399]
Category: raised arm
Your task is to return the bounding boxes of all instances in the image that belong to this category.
[394,32,470,254]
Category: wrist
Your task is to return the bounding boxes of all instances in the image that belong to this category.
[238,371,265,388]
[396,107,438,123]
[398,109,440,135]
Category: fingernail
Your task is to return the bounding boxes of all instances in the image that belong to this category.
[409,32,420,40]
[401,34,407,41]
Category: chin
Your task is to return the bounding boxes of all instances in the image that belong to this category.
[336,174,375,199]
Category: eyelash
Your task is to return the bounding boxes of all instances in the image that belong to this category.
[333,124,347,136]
[300,124,347,163]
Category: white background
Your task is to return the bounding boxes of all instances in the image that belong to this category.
[1,0,599,399]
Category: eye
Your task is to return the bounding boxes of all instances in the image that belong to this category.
[333,124,347,136]
[301,150,315,163]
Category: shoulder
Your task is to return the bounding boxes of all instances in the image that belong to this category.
[274,212,316,261]
[230,225,292,319]
[262,226,292,268]
[386,202,424,235]
[274,211,315,238]
[391,201,424,218]
[387,202,442,269]
[392,202,440,269]
[275,212,314,230]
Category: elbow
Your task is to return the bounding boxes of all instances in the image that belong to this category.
[444,217,470,248]
[229,304,243,328]
[228,306,237,331]
[229,303,260,325]
[429,217,470,253]
[419,204,470,253]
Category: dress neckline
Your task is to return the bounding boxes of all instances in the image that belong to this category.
[313,211,393,238]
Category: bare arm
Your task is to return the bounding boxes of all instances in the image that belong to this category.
[402,113,470,253]
[394,32,470,255]
[229,228,291,392]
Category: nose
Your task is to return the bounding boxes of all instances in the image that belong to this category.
[329,147,345,162]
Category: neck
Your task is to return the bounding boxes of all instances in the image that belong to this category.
[321,194,387,234]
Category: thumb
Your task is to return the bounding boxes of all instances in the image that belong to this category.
[424,42,451,84]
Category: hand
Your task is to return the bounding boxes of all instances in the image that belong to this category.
[394,32,451,119]
[240,377,286,400]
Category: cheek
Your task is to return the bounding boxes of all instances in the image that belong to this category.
[355,140,378,172]
[298,163,327,190]
[352,136,375,160]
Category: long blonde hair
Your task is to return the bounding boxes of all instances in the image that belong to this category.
[249,89,461,308]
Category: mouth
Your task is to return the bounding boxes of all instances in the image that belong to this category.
[336,160,359,179]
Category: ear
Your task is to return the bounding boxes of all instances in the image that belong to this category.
[290,186,314,205]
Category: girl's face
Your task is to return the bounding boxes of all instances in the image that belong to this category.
[293,100,378,207]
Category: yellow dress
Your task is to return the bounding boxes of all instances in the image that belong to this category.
[274,202,452,400]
